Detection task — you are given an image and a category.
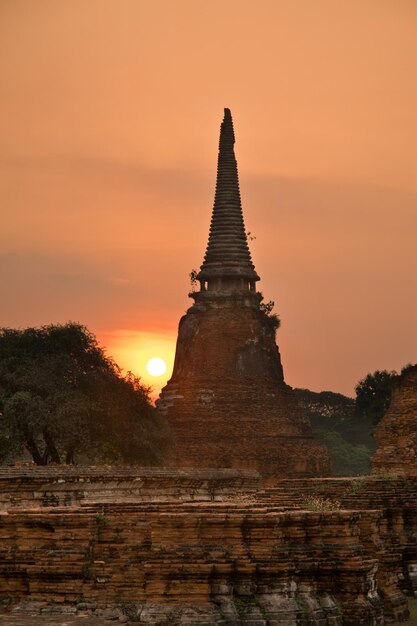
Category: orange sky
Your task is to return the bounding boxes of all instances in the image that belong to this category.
[1,0,416,396]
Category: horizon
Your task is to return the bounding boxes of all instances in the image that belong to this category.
[1,0,416,397]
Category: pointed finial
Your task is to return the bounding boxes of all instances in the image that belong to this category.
[219,108,235,148]
[196,109,260,286]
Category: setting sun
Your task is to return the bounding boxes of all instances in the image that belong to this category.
[101,330,175,401]
[146,357,167,377]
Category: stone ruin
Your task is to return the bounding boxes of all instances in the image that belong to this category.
[157,109,330,479]
[0,466,416,624]
[372,364,417,476]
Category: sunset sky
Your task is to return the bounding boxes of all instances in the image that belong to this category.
[1,0,416,397]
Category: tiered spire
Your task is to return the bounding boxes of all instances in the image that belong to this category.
[197,109,259,284]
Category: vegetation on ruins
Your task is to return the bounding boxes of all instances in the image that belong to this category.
[302,495,341,511]
[189,268,198,292]
[258,292,281,330]
[0,323,170,465]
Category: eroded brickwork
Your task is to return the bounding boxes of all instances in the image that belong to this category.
[372,365,417,476]
[0,504,399,624]
[0,466,260,510]
[159,307,329,478]
[0,469,415,624]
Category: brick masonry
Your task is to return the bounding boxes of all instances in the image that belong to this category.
[158,306,331,480]
[0,468,416,624]
[372,365,417,476]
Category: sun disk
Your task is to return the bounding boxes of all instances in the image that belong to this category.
[146,357,167,377]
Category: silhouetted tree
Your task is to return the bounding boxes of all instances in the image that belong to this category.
[0,323,170,465]
[355,369,398,425]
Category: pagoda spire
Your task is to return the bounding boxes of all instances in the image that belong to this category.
[196,109,260,291]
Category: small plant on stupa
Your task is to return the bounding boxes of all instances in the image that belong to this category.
[259,298,274,315]
[189,268,198,292]
[258,292,281,330]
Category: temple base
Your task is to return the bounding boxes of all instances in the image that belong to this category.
[157,306,331,479]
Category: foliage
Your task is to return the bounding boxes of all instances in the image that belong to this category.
[302,496,341,511]
[314,429,372,476]
[259,299,275,315]
[258,292,281,330]
[233,596,258,616]
[95,511,107,525]
[294,388,375,448]
[295,387,375,475]
[0,323,170,465]
[355,369,398,425]
[296,365,410,477]
[408,597,417,622]
[349,478,367,493]
[189,269,198,291]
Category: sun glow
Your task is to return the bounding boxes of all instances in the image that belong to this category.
[146,357,167,377]
[100,329,175,401]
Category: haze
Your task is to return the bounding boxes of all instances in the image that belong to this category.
[1,0,416,396]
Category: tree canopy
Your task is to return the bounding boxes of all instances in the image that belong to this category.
[354,369,398,425]
[295,388,375,476]
[0,323,170,465]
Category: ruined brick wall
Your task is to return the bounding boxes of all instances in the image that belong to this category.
[258,476,417,599]
[1,470,416,623]
[372,365,417,476]
[0,466,260,510]
[158,307,330,479]
[0,503,404,624]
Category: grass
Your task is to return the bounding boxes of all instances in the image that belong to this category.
[302,496,341,511]
[409,597,417,623]
[397,597,417,625]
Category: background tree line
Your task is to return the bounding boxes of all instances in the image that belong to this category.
[295,366,411,475]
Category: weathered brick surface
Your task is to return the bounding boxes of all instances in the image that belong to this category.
[1,470,416,624]
[158,307,330,479]
[372,365,417,477]
[0,466,260,510]
[258,477,417,601]
[0,503,393,624]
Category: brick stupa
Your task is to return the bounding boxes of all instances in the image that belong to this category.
[157,109,330,479]
[372,365,417,476]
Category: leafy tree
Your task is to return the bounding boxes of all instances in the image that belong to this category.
[355,369,398,425]
[0,323,170,465]
[314,430,372,476]
[295,388,376,475]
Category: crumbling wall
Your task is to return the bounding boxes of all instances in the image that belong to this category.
[158,307,331,479]
[0,466,260,510]
[0,470,415,624]
[372,365,417,477]
[0,503,398,624]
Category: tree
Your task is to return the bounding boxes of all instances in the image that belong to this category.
[0,323,170,465]
[295,388,376,475]
[314,429,372,476]
[355,369,398,425]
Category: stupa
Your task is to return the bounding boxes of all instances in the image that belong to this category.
[157,109,330,479]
